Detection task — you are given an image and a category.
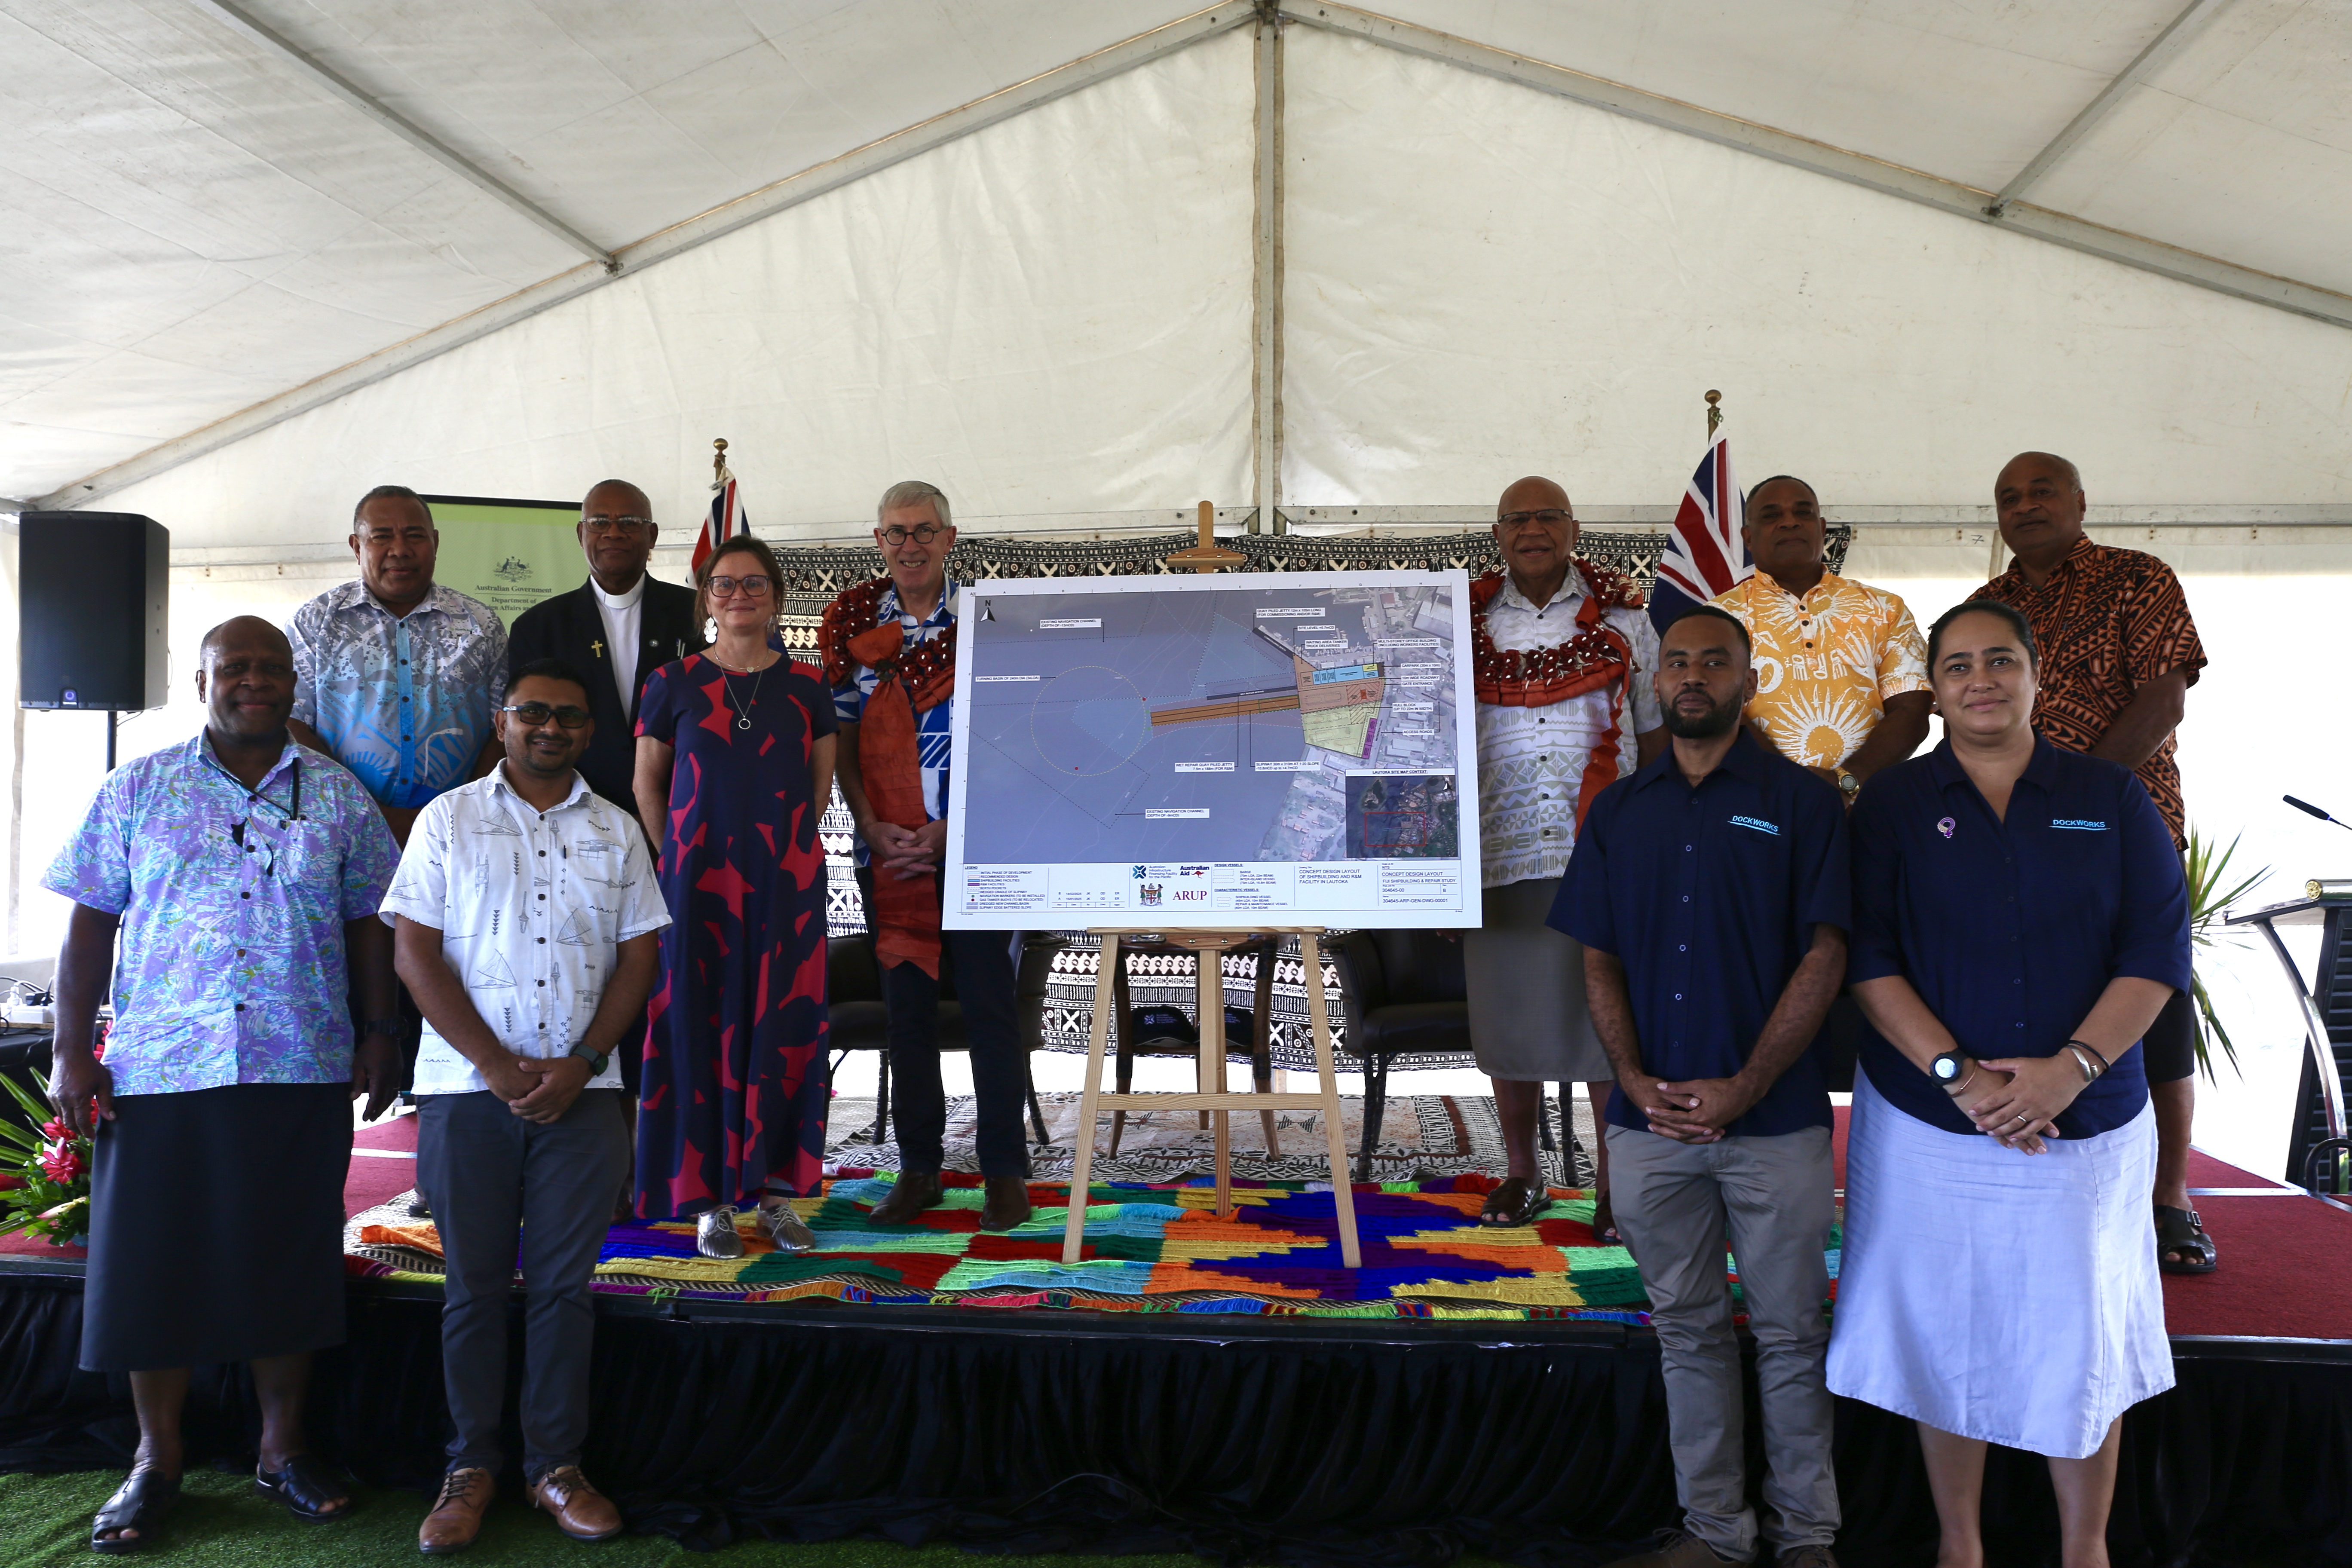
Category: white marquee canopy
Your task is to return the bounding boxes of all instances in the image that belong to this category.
[4,0,2349,547]
[3,1,2350,1175]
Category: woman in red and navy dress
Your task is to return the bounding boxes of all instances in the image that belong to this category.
[631,535,834,1258]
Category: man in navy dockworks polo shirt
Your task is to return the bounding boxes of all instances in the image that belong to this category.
[1555,605,1850,1568]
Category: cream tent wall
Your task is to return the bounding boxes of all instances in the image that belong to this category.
[6,1,2351,1173]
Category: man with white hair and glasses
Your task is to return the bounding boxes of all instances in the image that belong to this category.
[821,481,1033,1233]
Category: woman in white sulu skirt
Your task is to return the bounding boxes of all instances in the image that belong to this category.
[1826,600,2191,1568]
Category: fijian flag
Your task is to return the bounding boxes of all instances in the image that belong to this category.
[694,457,749,575]
[1648,433,1750,637]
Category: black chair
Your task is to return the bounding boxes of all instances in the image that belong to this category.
[1101,935,1281,1158]
[826,931,1053,1148]
[1328,930,1580,1184]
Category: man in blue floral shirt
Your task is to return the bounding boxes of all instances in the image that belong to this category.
[286,484,507,846]
[45,616,400,1550]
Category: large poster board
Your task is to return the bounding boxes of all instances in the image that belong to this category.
[423,494,580,628]
[943,571,1477,929]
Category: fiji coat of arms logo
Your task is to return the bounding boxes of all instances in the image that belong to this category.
[1139,883,1164,907]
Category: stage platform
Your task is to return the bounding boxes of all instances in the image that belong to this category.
[2,1107,2346,1567]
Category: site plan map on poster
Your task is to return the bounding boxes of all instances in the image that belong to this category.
[942,571,1478,929]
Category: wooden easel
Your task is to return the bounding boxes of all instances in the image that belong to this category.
[1062,926,1363,1268]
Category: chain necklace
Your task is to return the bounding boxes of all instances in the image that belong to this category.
[709,649,772,731]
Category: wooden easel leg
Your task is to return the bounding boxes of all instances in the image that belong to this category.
[1254,940,1280,1158]
[1063,933,1119,1266]
[1203,943,1232,1219]
[1300,933,1362,1269]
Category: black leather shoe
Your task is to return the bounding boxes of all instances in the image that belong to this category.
[1478,1174,1550,1227]
[979,1174,1033,1232]
[869,1170,944,1225]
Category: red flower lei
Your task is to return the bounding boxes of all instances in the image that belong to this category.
[817,577,958,712]
[1469,561,1645,708]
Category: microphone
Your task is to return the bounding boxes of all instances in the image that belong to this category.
[2286,795,2352,833]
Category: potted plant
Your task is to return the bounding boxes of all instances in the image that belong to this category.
[2185,826,2268,1079]
[0,1074,90,1247]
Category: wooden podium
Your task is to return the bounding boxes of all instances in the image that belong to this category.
[1061,926,1363,1267]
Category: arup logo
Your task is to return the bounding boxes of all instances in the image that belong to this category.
[494,556,532,582]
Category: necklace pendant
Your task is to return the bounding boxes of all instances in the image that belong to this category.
[736,714,752,730]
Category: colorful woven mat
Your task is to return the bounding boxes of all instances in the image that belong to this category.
[352,1171,1842,1322]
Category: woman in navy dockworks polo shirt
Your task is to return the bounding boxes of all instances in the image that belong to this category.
[1825,601,2190,1568]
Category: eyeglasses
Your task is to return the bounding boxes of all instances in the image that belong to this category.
[706,574,772,599]
[1497,509,1573,532]
[879,523,944,546]
[499,702,593,729]
[582,515,652,536]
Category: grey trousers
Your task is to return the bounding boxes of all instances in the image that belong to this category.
[1605,1123,1839,1561]
[418,1089,628,1479]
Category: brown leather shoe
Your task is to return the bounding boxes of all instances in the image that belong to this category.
[1600,1528,1746,1568]
[868,1170,943,1226]
[418,1466,493,1555]
[529,1465,621,1542]
[979,1174,1033,1232]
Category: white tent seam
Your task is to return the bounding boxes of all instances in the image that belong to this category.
[33,2,1254,514]
[1281,0,2352,332]
[179,0,619,270]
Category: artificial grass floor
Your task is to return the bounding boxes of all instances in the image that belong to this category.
[0,1470,1522,1568]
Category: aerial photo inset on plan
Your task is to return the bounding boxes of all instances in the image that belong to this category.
[958,579,1458,865]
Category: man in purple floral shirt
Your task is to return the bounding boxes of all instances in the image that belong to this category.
[44,616,399,1550]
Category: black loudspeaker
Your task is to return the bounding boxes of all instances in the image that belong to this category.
[17,511,170,711]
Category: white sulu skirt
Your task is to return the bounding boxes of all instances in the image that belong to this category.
[1825,1063,2174,1459]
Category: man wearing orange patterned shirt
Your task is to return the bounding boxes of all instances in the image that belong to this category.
[1972,450,2212,1274]
[1711,475,1931,801]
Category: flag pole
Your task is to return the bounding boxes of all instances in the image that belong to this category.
[1705,389,1722,438]
[711,437,729,487]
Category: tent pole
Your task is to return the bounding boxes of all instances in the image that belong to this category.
[1252,3,1286,536]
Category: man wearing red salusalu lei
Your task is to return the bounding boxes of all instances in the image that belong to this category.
[824,480,1033,1234]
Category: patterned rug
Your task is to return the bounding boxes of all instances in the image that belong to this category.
[346,1171,1842,1324]
[827,1091,1596,1186]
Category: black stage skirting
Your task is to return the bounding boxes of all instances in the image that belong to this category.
[1,1271,2346,1568]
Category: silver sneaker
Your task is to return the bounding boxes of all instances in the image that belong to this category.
[759,1202,817,1254]
[694,1206,743,1259]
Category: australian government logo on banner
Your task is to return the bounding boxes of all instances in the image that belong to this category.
[423,495,585,629]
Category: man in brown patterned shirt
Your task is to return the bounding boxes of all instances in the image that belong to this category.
[1973,450,2214,1273]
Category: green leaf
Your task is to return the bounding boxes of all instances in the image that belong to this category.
[0,1073,55,1124]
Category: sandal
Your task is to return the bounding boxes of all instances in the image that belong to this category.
[91,1467,178,1554]
[254,1452,353,1522]
[2156,1204,2218,1274]
[1479,1175,1550,1227]
[1591,1189,1624,1246]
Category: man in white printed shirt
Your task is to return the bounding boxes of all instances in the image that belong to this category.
[1468,477,1666,1232]
[382,658,668,1555]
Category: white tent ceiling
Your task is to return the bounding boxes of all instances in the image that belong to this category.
[4,0,2349,521]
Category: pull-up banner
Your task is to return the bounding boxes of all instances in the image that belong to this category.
[422,494,579,629]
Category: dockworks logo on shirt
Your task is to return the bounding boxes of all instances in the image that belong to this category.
[1728,815,1781,836]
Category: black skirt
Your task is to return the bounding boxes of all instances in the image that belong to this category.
[81,1081,352,1372]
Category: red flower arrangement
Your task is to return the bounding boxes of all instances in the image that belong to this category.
[1,1075,90,1246]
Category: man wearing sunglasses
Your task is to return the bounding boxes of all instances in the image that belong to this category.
[383,658,667,1553]
[505,479,707,830]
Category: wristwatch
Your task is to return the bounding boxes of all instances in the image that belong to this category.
[362,1017,404,1040]
[568,1042,610,1077]
[1930,1050,1969,1089]
[1836,770,1861,801]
